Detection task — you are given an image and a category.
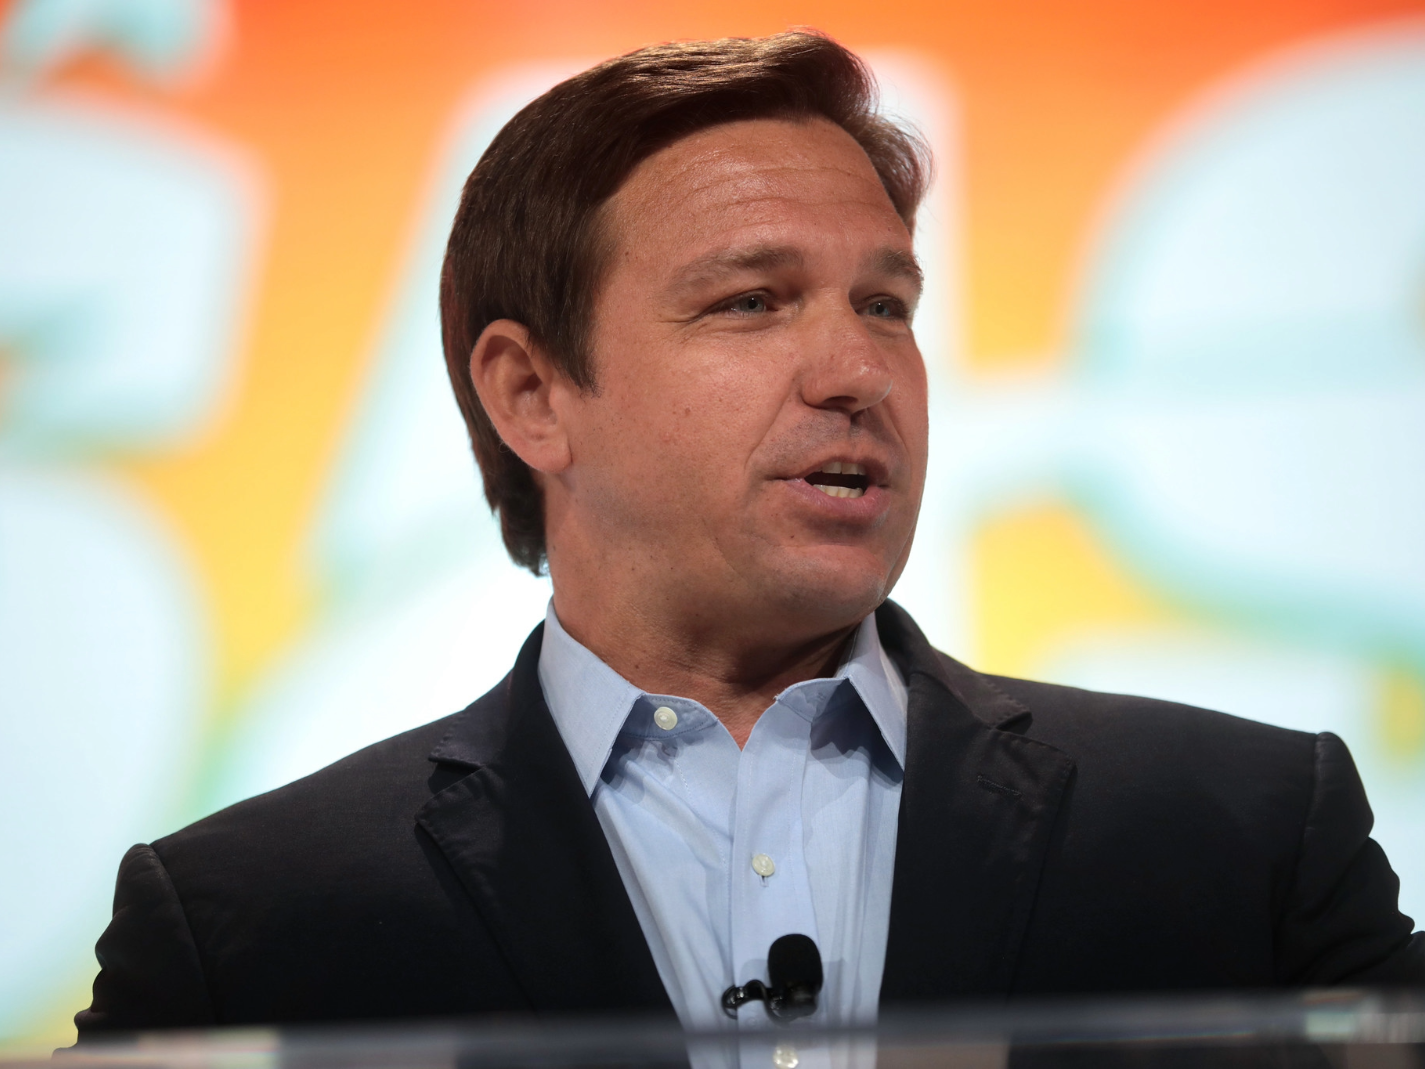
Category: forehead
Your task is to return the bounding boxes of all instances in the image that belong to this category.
[603,117,909,261]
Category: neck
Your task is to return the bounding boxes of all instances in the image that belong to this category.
[551,593,859,748]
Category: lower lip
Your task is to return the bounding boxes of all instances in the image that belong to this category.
[779,478,889,522]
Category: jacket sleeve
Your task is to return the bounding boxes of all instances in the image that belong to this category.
[1275,732,1425,986]
[74,843,217,1037]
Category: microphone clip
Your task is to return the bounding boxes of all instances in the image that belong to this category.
[721,934,823,1022]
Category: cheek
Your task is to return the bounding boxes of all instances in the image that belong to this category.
[600,342,785,473]
[567,370,747,523]
[897,355,931,453]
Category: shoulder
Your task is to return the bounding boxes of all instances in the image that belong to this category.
[976,662,1317,766]
[986,667,1316,746]
[980,661,1311,744]
[884,597,1314,782]
[958,657,1323,840]
[151,712,463,883]
[883,599,1321,803]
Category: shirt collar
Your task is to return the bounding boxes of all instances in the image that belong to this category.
[538,602,908,797]
[838,607,909,767]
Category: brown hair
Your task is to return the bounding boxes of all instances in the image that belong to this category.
[439,30,931,573]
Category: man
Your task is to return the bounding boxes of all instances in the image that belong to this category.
[77,31,1422,1038]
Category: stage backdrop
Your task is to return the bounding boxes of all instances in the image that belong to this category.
[3,0,1424,1048]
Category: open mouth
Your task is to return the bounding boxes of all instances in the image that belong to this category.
[804,461,871,499]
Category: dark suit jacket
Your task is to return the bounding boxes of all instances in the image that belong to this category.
[75,602,1424,1035]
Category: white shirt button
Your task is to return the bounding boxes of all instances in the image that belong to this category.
[751,853,776,877]
[653,706,678,731]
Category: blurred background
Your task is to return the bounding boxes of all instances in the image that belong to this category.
[2,0,1424,1049]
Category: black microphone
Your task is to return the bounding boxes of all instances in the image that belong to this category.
[721,934,823,1021]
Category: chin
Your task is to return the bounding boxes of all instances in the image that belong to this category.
[758,548,893,631]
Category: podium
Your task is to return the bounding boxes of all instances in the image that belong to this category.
[15,990,1424,1069]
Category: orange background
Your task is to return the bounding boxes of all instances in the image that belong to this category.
[33,0,1425,723]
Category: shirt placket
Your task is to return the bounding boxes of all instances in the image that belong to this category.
[729,697,821,1030]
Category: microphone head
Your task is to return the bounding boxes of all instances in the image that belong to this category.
[766,934,822,1020]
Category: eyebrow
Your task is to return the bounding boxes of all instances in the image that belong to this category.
[871,248,925,292]
[668,244,925,293]
[670,246,805,288]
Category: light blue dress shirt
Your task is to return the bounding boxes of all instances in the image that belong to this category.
[537,604,908,1034]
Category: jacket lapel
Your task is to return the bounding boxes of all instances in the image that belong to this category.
[415,624,673,1015]
[877,602,1075,1003]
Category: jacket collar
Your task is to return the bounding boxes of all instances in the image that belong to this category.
[876,600,1075,1003]
[875,600,1032,731]
[418,624,674,1016]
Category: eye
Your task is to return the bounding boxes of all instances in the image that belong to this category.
[721,292,769,315]
[865,298,904,320]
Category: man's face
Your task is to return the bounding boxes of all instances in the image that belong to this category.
[553,116,929,637]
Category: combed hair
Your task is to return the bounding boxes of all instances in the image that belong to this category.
[439,30,932,573]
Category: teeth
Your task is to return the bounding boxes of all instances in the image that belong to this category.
[817,461,866,476]
[813,484,866,499]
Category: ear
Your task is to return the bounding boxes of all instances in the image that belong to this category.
[467,319,574,474]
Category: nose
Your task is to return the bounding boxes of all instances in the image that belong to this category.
[798,307,895,416]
